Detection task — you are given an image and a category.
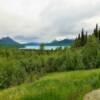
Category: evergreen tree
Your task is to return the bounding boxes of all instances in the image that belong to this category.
[94,24,99,38]
[74,33,81,47]
[40,43,45,51]
[99,29,100,41]
[78,34,81,40]
[84,31,88,44]
[81,28,85,46]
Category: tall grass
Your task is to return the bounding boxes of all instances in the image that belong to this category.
[0,69,100,100]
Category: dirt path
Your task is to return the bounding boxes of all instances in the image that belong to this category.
[84,89,100,100]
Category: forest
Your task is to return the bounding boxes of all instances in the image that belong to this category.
[0,24,100,90]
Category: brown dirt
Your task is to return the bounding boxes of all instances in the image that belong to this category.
[84,89,100,100]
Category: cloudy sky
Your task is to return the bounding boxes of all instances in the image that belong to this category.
[0,0,100,43]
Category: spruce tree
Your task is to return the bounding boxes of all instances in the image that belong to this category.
[78,34,80,40]
[74,33,81,47]
[99,28,100,41]
[94,24,99,38]
[77,34,81,47]
[81,28,85,46]
[85,31,88,44]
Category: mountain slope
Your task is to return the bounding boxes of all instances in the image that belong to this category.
[0,37,20,46]
[23,42,39,46]
[46,39,74,46]
[24,39,74,46]
[0,69,100,100]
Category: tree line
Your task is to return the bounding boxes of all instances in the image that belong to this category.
[74,24,100,47]
[0,24,100,89]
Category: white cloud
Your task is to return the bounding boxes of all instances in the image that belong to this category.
[0,0,100,42]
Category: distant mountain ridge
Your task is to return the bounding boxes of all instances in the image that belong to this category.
[45,39,74,46]
[24,39,74,46]
[23,42,40,46]
[0,37,20,46]
[0,37,74,47]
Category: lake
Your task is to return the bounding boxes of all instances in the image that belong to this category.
[21,45,67,50]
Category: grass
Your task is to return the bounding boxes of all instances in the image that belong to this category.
[0,69,100,100]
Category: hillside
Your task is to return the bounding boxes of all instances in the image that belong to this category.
[0,24,100,100]
[0,69,100,100]
[0,37,21,47]
[45,39,74,46]
[23,39,74,46]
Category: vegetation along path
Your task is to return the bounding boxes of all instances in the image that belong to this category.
[0,69,100,100]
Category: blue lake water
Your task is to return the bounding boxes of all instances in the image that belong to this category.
[21,45,67,50]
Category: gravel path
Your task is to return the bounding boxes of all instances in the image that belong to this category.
[84,89,100,100]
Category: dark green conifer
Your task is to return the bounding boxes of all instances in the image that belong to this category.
[81,28,85,46]
[99,28,100,41]
[78,34,81,40]
[94,24,99,38]
[85,31,88,44]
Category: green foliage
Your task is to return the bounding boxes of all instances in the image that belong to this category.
[82,36,99,69]
[99,29,100,41]
[0,24,100,90]
[40,43,45,51]
[0,69,100,100]
[94,24,99,38]
[74,24,100,47]
[0,34,100,89]
[74,28,87,47]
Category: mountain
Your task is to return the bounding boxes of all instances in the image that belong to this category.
[23,42,40,46]
[0,37,20,47]
[45,39,74,46]
[0,37,74,47]
[24,39,74,46]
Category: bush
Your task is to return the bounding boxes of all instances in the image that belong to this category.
[82,36,99,69]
